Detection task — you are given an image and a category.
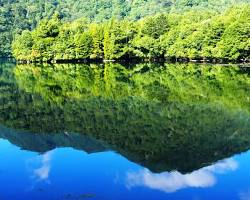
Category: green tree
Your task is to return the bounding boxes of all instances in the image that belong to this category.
[141,14,169,39]
[12,30,33,61]
[74,32,93,59]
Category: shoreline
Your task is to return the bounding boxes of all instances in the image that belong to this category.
[15,57,250,65]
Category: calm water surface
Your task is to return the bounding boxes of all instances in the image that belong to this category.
[0,62,249,200]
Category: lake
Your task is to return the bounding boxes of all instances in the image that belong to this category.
[0,61,249,200]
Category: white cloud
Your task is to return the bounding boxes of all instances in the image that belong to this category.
[126,158,238,193]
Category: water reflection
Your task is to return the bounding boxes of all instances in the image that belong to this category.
[0,61,249,199]
[126,158,238,193]
[240,190,250,200]
[33,152,53,181]
[0,137,249,200]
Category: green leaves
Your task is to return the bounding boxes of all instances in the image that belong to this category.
[12,4,250,62]
[214,6,250,60]
[12,30,33,61]
[1,0,250,57]
[141,14,169,39]
[74,32,93,58]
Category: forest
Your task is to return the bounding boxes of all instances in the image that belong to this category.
[0,0,249,60]
[12,3,250,62]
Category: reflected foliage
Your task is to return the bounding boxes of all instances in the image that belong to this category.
[0,62,250,172]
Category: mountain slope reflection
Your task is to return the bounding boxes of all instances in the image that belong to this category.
[0,62,249,173]
[0,125,108,153]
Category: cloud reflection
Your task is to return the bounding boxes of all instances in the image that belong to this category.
[33,152,53,181]
[239,189,250,200]
[126,158,238,193]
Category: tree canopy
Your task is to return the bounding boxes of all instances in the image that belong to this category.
[12,4,250,62]
[1,0,249,57]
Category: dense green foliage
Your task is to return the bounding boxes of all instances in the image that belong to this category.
[12,4,250,62]
[0,62,249,172]
[1,0,249,57]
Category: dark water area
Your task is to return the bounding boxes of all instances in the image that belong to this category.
[0,61,250,200]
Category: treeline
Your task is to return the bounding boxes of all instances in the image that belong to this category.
[3,0,245,57]
[12,4,250,63]
[0,0,169,57]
